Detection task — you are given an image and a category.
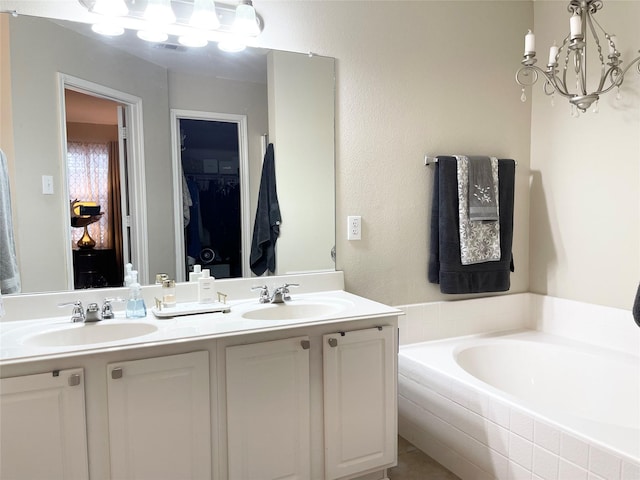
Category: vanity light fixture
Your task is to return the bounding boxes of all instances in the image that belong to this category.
[516,0,640,115]
[90,0,128,36]
[81,0,263,50]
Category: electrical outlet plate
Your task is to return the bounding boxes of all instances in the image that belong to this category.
[347,215,361,240]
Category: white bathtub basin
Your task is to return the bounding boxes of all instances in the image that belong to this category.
[23,322,158,347]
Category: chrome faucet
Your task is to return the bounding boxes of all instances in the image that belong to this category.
[269,283,299,304]
[85,303,102,323]
[58,301,85,323]
[251,283,299,304]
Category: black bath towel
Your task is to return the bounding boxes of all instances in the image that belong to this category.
[250,144,281,276]
[633,282,640,327]
[428,156,515,294]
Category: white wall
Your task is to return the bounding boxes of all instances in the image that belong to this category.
[529,1,640,309]
[254,1,533,305]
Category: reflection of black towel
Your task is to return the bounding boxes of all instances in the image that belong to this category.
[250,144,281,276]
[428,156,515,294]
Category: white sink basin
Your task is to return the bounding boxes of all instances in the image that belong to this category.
[240,300,350,321]
[23,322,158,347]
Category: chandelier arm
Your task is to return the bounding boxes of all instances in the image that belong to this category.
[597,55,640,95]
[545,72,573,99]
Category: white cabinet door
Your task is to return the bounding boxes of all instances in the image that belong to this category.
[323,326,396,480]
[0,368,89,480]
[226,336,310,480]
[107,351,211,480]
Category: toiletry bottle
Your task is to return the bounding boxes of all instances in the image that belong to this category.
[162,279,176,308]
[198,270,215,304]
[189,264,203,282]
[126,271,147,318]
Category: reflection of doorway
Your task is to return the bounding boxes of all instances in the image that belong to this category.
[65,89,126,288]
[171,111,251,281]
[59,74,147,289]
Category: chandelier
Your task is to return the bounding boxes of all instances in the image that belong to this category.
[516,0,640,115]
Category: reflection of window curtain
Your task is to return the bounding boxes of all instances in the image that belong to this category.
[107,141,124,284]
[68,142,110,247]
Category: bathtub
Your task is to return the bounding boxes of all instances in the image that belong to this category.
[398,330,640,480]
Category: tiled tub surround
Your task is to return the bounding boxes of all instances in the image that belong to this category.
[396,294,640,480]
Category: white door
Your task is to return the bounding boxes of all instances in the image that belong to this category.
[323,326,397,479]
[0,368,89,480]
[226,336,311,480]
[107,351,211,480]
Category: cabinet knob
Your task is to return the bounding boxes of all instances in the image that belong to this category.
[328,338,338,348]
[111,367,123,380]
[68,373,81,387]
[300,340,310,350]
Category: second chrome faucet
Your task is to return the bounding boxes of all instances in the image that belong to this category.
[252,283,299,304]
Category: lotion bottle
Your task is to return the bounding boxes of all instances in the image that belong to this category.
[126,271,147,318]
[189,264,204,282]
[198,270,215,304]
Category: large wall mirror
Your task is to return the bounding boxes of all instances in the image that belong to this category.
[1,10,336,295]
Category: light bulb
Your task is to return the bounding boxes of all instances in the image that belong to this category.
[190,0,220,30]
[178,35,208,48]
[218,37,247,53]
[92,22,125,36]
[143,0,176,25]
[92,0,128,17]
[137,29,169,43]
[233,0,259,36]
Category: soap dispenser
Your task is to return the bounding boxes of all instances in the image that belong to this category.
[126,270,147,318]
[124,263,134,287]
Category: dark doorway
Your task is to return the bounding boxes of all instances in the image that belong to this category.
[181,119,242,279]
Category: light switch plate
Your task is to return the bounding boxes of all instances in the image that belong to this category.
[42,175,54,195]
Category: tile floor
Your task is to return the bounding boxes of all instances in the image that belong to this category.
[388,436,460,480]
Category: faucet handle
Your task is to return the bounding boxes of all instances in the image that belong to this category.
[101,297,124,320]
[279,283,299,301]
[58,301,85,323]
[251,285,270,303]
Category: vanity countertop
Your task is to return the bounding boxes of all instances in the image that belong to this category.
[0,290,402,365]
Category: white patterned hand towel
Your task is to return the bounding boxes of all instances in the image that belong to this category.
[468,156,499,222]
[456,155,501,265]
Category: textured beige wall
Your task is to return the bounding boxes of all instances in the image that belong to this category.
[529,1,640,309]
[255,1,533,305]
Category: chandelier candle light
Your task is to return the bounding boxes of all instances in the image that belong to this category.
[516,0,640,115]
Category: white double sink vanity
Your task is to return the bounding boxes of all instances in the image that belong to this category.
[0,272,401,480]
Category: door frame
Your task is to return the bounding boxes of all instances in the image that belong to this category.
[57,74,148,288]
[170,110,251,281]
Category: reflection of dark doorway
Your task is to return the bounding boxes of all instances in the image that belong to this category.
[181,119,242,279]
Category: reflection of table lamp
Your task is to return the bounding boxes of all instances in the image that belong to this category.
[71,201,102,249]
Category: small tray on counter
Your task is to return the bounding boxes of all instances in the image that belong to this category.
[151,301,231,318]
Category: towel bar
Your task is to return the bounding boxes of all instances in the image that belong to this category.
[424,155,517,166]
